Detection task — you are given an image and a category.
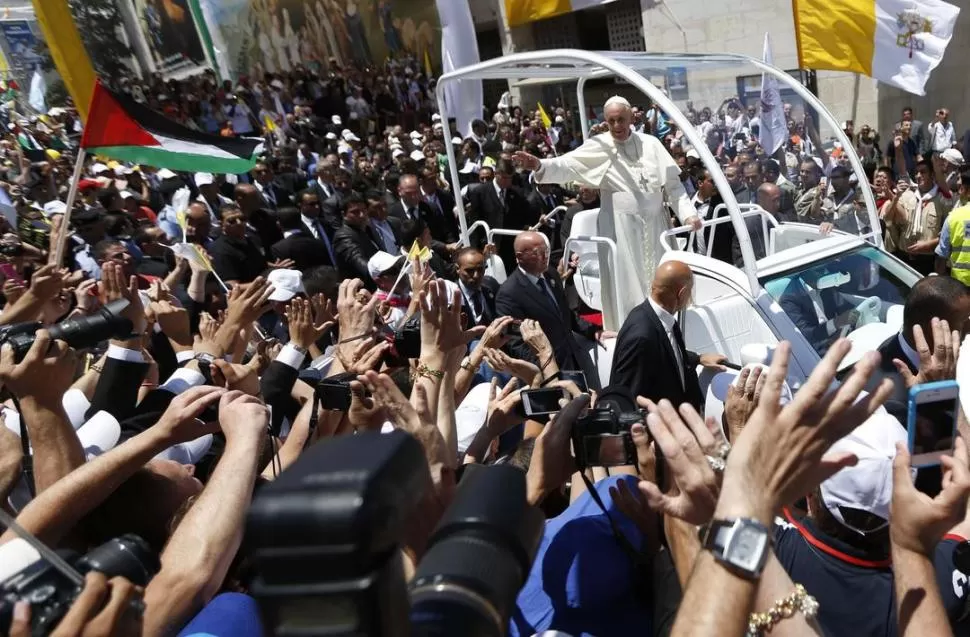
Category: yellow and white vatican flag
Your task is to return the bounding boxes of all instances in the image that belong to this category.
[505,0,618,28]
[793,0,960,96]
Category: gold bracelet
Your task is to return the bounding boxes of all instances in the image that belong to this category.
[747,584,818,636]
[411,363,445,381]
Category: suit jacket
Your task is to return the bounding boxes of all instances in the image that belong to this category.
[319,191,346,237]
[85,356,149,423]
[610,299,703,411]
[526,188,566,254]
[257,182,291,210]
[458,277,500,327]
[422,188,460,243]
[370,216,403,253]
[260,359,303,437]
[247,208,284,254]
[731,214,768,267]
[779,279,855,348]
[271,232,335,271]
[333,222,381,284]
[495,267,600,388]
[466,183,534,270]
[387,199,454,255]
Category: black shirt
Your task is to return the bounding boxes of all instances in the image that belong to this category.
[210,233,267,283]
[776,512,970,636]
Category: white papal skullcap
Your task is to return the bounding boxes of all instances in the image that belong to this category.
[604,95,632,109]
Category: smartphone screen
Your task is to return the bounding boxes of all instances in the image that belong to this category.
[0,264,24,286]
[559,370,589,393]
[907,382,959,467]
[521,387,566,417]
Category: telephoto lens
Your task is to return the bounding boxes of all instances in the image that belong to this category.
[409,464,545,637]
[4,298,133,361]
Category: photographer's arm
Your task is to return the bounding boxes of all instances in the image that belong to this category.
[0,423,21,512]
[0,264,63,326]
[0,388,224,547]
[143,393,266,637]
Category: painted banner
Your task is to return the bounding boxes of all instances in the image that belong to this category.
[0,21,43,76]
[132,0,208,75]
[200,0,440,80]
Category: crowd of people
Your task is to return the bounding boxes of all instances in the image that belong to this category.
[0,53,968,637]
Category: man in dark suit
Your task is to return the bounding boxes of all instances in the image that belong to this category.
[466,159,535,271]
[420,167,460,245]
[866,276,970,418]
[319,168,353,237]
[611,261,727,410]
[496,232,608,388]
[234,183,283,257]
[333,192,382,285]
[297,190,337,259]
[252,160,292,210]
[778,266,858,354]
[455,247,500,327]
[271,206,335,271]
[526,182,567,257]
[731,181,780,267]
[366,190,403,254]
[388,173,457,258]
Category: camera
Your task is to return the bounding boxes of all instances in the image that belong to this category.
[0,534,159,635]
[0,242,23,257]
[0,298,134,361]
[391,316,421,360]
[246,430,544,637]
[572,405,647,469]
[313,371,357,411]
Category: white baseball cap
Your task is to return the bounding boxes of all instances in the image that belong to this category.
[409,150,425,161]
[154,434,214,464]
[325,132,337,140]
[367,251,403,280]
[90,163,109,175]
[392,148,405,159]
[194,172,215,187]
[819,407,907,535]
[157,168,177,179]
[42,200,67,217]
[451,136,463,145]
[331,115,342,125]
[266,268,304,302]
[431,113,441,122]
[342,129,360,142]
[942,148,965,166]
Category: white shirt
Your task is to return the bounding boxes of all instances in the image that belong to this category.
[930,120,956,152]
[648,296,684,388]
[801,280,836,336]
[458,279,484,323]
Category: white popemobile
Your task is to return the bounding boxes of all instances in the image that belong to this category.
[436,50,920,398]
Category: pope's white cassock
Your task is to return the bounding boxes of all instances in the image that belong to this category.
[533,130,694,324]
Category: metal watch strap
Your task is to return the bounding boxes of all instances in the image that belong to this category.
[699,517,771,580]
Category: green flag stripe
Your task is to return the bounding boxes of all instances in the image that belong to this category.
[91,146,258,174]
[187,0,223,82]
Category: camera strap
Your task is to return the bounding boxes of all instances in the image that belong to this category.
[11,395,35,498]
[578,471,654,600]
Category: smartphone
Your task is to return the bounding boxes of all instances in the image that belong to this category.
[559,370,589,393]
[520,387,567,419]
[907,381,959,468]
[0,264,24,286]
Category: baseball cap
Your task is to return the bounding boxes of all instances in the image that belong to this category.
[409,149,425,161]
[266,268,304,302]
[42,200,67,217]
[819,407,907,535]
[367,251,403,280]
[90,163,109,175]
[325,132,337,140]
[342,129,360,142]
[331,115,342,125]
[157,168,178,180]
[431,113,441,122]
[392,148,405,159]
[451,136,463,145]
[155,434,214,464]
[194,172,215,187]
[942,148,965,166]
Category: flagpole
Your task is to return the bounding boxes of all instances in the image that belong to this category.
[50,147,86,268]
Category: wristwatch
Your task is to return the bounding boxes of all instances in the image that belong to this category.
[194,353,216,384]
[459,356,475,371]
[699,517,771,580]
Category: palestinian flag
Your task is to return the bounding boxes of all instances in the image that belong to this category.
[81,81,263,174]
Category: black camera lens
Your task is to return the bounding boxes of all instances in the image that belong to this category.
[5,298,133,361]
[76,534,159,587]
[409,465,544,637]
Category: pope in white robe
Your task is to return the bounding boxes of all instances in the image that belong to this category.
[514,97,698,326]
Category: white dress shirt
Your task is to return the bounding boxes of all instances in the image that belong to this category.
[648,297,685,388]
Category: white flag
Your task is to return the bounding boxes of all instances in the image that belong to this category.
[871,0,959,96]
[28,70,46,113]
[435,0,483,138]
[758,33,787,157]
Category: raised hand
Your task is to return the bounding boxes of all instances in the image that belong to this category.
[719,340,893,522]
[285,296,333,350]
[512,150,541,171]
[153,385,226,445]
[891,438,970,556]
[0,330,77,403]
[894,318,960,389]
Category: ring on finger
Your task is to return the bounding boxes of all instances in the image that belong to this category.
[705,455,726,472]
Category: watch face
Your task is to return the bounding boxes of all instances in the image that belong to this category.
[728,524,768,573]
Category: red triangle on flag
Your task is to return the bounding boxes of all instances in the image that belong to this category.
[81,81,160,149]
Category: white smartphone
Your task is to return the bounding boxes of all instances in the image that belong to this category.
[907,381,959,468]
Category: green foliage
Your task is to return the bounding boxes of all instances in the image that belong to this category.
[45,78,69,107]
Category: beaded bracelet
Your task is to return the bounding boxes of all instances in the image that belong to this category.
[746,584,819,636]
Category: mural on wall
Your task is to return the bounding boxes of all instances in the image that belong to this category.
[200,0,439,79]
[0,21,42,76]
[133,0,208,75]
